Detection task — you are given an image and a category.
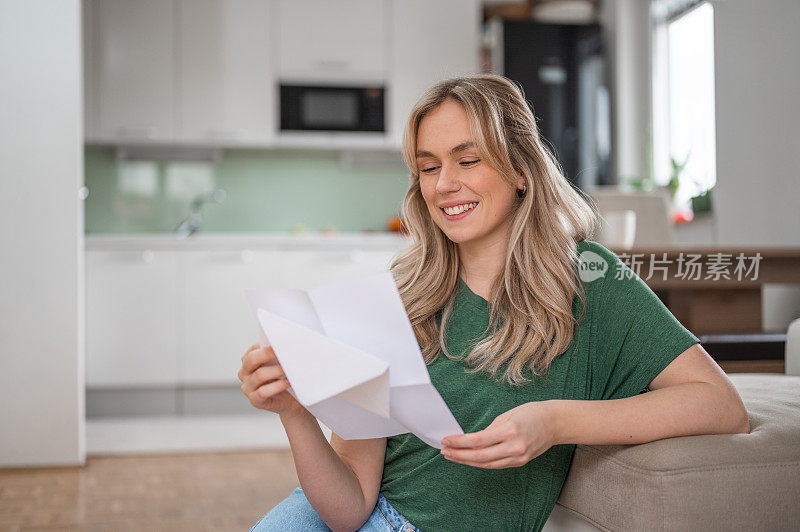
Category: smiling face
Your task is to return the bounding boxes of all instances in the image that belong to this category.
[415,99,522,250]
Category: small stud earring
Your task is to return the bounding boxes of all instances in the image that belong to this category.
[517,184,527,198]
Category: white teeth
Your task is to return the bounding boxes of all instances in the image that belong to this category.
[443,202,477,216]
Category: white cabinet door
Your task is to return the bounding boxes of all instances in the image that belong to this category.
[86,246,405,388]
[86,250,180,387]
[388,0,481,148]
[178,0,275,145]
[179,248,401,385]
[90,0,176,141]
[276,0,388,80]
[179,249,283,385]
[303,249,399,286]
[266,249,399,289]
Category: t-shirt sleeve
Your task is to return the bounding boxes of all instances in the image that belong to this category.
[586,242,700,401]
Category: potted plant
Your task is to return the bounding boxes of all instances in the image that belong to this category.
[690,185,713,213]
[667,152,690,199]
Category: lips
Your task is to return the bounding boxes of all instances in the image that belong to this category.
[441,202,478,220]
[440,202,478,216]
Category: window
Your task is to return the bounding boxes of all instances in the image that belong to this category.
[652,0,717,210]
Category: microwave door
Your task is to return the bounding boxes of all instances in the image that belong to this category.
[301,90,359,130]
[279,85,385,133]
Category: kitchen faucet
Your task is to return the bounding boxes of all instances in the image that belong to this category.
[175,189,227,237]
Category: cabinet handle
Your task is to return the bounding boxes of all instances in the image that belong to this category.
[141,250,155,264]
[207,129,245,140]
[116,126,159,139]
[241,250,254,264]
[313,58,349,71]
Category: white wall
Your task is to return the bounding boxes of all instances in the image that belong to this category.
[712,0,800,246]
[711,0,800,330]
[0,0,85,466]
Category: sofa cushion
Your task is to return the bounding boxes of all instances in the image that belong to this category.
[554,373,800,531]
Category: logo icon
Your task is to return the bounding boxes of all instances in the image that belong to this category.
[578,250,608,282]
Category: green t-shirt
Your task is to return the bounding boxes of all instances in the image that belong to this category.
[380,240,700,531]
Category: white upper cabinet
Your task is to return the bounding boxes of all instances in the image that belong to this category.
[88,0,176,142]
[388,0,481,149]
[84,0,273,145]
[83,0,480,148]
[178,0,274,145]
[276,0,388,82]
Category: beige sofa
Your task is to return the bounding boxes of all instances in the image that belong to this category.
[544,321,800,531]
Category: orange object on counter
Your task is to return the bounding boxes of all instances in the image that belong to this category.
[671,208,694,224]
[387,215,409,234]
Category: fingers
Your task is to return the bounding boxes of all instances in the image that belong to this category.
[242,342,261,361]
[453,455,521,470]
[441,424,505,449]
[240,362,285,395]
[241,343,271,365]
[442,440,523,467]
[247,379,289,411]
[254,377,291,400]
[238,345,278,381]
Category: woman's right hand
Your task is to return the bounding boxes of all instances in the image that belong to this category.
[238,342,307,420]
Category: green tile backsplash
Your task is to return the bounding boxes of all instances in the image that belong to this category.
[84,146,411,234]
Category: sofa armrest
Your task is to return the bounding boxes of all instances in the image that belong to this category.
[554,374,800,531]
[786,317,800,376]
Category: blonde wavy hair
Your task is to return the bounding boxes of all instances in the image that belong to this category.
[389,74,601,386]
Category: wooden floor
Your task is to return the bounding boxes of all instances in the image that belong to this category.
[0,450,300,531]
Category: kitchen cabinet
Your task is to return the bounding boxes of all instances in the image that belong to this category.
[180,248,397,385]
[275,0,388,81]
[86,242,402,387]
[388,0,482,149]
[86,0,176,142]
[84,0,274,146]
[86,249,180,387]
[84,0,481,149]
[180,249,278,385]
[178,0,274,145]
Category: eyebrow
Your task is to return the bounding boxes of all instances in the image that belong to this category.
[415,141,476,159]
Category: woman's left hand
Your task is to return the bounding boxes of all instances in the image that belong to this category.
[440,401,559,469]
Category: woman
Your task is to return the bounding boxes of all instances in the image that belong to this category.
[239,74,749,532]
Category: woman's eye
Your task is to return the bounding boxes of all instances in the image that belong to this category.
[420,160,478,174]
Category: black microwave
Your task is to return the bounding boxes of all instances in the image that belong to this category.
[279,84,385,133]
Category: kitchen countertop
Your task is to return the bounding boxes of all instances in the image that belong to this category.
[85,232,413,251]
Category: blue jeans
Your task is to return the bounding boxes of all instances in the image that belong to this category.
[249,486,421,531]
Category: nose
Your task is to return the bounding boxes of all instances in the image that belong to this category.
[434,162,461,195]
